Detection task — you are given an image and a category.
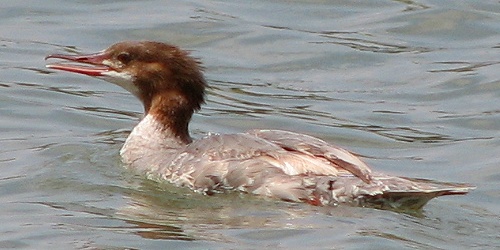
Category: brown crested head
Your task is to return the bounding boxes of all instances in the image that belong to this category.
[104,41,206,112]
[46,41,207,143]
[46,41,207,113]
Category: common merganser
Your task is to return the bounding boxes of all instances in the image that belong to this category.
[46,41,474,211]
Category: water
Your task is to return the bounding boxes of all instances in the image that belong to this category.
[1,0,499,249]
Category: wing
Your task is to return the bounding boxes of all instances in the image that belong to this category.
[164,131,370,193]
[183,131,364,177]
[248,129,373,183]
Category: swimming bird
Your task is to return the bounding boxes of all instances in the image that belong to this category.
[46,41,474,211]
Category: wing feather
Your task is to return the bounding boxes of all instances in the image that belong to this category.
[248,129,373,183]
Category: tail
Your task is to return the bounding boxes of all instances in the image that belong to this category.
[357,177,474,211]
[305,174,475,211]
[234,171,474,212]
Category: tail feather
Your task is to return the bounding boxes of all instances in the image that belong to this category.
[360,177,474,211]
[228,167,474,212]
[306,174,475,211]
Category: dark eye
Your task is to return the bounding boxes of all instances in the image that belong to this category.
[117,52,132,64]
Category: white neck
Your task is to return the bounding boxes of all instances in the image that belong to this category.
[120,114,186,173]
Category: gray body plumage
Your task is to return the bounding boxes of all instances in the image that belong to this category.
[122,114,472,210]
